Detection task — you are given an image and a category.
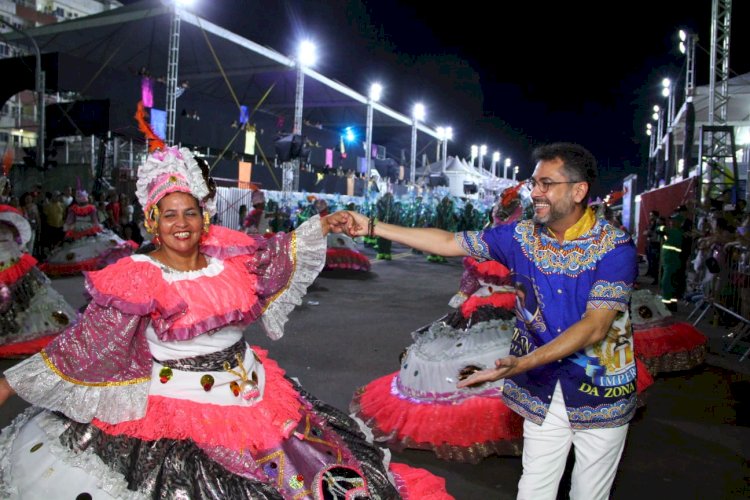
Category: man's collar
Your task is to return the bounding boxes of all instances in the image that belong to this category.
[545,207,596,241]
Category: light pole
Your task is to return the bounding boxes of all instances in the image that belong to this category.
[478,144,487,172]
[491,151,500,177]
[364,82,381,203]
[662,78,674,181]
[513,165,519,181]
[504,157,511,179]
[679,29,697,100]
[470,145,478,167]
[294,40,316,135]
[441,127,452,172]
[0,19,44,170]
[679,29,697,181]
[646,123,655,188]
[410,102,424,185]
[288,40,316,194]
[662,78,674,129]
[436,127,444,163]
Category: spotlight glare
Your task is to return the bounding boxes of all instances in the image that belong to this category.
[298,40,317,67]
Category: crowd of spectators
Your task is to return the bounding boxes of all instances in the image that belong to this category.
[642,198,750,320]
[2,183,142,259]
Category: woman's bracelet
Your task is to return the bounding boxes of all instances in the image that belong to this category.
[368,217,377,238]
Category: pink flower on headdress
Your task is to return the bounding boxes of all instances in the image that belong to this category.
[151,146,184,162]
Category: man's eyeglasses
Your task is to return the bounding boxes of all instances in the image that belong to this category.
[525,178,583,193]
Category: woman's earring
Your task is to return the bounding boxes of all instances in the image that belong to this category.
[203,211,211,234]
[153,235,160,246]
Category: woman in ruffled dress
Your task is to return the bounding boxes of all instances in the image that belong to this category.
[630,288,707,375]
[351,185,526,463]
[351,186,654,464]
[0,124,452,498]
[0,204,77,358]
[39,188,136,277]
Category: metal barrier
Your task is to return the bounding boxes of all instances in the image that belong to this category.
[688,241,750,361]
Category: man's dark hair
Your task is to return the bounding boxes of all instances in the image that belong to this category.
[532,142,598,202]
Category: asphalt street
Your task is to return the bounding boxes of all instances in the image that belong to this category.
[1,243,748,499]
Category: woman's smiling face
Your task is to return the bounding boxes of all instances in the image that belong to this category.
[155,192,203,255]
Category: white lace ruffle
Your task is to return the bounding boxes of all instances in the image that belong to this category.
[0,407,146,499]
[4,354,149,424]
[261,215,326,340]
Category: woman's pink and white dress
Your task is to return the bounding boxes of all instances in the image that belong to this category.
[1,217,452,499]
[40,203,136,277]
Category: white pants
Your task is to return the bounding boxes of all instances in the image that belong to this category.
[517,382,629,500]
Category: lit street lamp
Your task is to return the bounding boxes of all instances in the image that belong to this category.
[491,151,500,177]
[504,157,511,179]
[479,144,487,171]
[470,145,478,167]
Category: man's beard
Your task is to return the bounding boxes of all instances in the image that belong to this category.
[532,194,575,225]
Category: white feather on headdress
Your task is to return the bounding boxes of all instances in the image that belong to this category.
[135,146,216,216]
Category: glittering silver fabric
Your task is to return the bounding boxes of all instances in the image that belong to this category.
[5,304,151,424]
[259,216,326,340]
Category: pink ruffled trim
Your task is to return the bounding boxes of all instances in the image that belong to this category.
[465,257,511,285]
[92,348,303,453]
[40,256,103,276]
[355,373,523,448]
[85,259,183,318]
[85,254,264,341]
[69,204,96,216]
[325,248,371,271]
[152,301,264,341]
[201,225,260,259]
[635,357,654,393]
[65,225,102,240]
[0,253,37,285]
[460,293,515,317]
[634,321,708,358]
[390,462,454,500]
[0,334,55,358]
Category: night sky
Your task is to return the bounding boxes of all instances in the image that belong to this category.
[125,0,750,197]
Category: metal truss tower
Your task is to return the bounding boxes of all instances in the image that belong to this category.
[166,7,181,145]
[700,0,739,204]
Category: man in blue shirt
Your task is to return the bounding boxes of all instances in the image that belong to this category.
[344,142,637,499]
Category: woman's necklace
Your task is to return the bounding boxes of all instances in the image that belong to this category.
[149,253,208,274]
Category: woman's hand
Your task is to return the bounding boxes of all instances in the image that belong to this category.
[343,211,370,237]
[320,211,353,236]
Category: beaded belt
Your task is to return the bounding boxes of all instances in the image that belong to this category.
[154,338,247,372]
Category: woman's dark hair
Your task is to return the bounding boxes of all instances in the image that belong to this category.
[193,155,217,204]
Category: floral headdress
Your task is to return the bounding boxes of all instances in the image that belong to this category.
[133,102,216,232]
[492,182,524,226]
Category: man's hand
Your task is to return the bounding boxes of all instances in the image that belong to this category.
[456,356,520,388]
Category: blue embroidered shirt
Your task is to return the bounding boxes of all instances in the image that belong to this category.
[456,209,638,429]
